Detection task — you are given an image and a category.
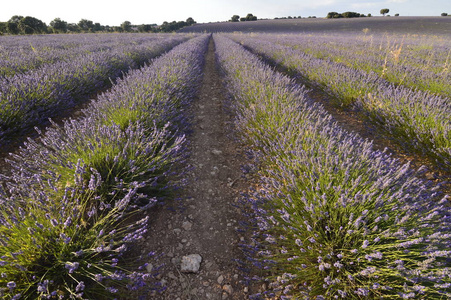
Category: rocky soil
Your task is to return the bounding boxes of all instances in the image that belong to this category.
[141,37,254,300]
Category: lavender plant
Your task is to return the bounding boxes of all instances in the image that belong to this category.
[0,34,192,142]
[214,34,451,299]
[229,34,451,172]
[0,171,153,299]
[0,34,209,298]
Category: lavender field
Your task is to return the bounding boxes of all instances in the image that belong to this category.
[0,18,450,299]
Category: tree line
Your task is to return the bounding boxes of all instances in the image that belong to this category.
[0,15,196,34]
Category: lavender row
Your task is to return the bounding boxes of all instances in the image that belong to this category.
[230,34,451,172]
[0,34,178,77]
[214,34,451,299]
[0,34,193,142]
[0,34,209,299]
[249,33,451,97]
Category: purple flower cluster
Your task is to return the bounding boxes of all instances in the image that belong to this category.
[214,34,451,298]
[0,34,209,299]
[0,33,192,143]
[229,33,451,172]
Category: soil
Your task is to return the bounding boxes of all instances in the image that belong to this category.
[141,37,255,300]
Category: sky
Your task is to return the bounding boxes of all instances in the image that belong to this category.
[1,0,450,26]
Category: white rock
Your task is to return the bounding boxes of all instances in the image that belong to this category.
[146,263,153,273]
[217,275,224,284]
[182,221,192,231]
[211,149,223,155]
[181,254,202,273]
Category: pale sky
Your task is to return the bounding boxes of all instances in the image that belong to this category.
[1,0,450,26]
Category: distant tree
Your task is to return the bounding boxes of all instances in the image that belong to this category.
[67,23,80,32]
[441,13,448,16]
[368,13,372,17]
[6,15,23,34]
[0,22,6,34]
[121,21,132,32]
[18,16,47,34]
[78,19,94,32]
[244,13,257,21]
[230,15,240,22]
[380,8,389,16]
[186,17,196,25]
[395,13,399,16]
[342,11,361,18]
[138,24,152,32]
[50,18,67,33]
[327,12,341,18]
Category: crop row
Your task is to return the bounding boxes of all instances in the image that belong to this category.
[0,34,209,299]
[0,34,182,77]
[214,34,451,299]
[0,33,194,142]
[229,34,451,173]
[243,33,451,97]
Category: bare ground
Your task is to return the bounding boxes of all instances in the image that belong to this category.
[141,37,254,300]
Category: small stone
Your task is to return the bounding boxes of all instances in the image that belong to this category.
[212,149,223,155]
[244,287,248,293]
[146,263,153,273]
[223,285,233,295]
[222,293,229,299]
[203,281,210,287]
[173,228,182,235]
[181,254,202,273]
[217,275,224,284]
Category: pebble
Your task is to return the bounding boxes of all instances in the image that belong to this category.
[212,149,223,155]
[223,285,233,295]
[181,254,202,273]
[146,263,153,273]
[217,275,224,284]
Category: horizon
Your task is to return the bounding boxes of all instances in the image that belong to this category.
[1,0,450,27]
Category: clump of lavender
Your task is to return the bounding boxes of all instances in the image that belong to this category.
[229,34,451,173]
[214,34,451,298]
[0,174,153,299]
[0,33,190,143]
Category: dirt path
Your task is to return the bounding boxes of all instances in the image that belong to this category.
[142,37,252,299]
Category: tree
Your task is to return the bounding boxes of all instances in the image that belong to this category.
[6,15,23,34]
[67,23,80,32]
[380,8,389,16]
[78,19,94,32]
[18,16,47,34]
[186,17,196,26]
[327,12,341,18]
[121,21,132,32]
[230,15,240,22]
[50,18,67,33]
[441,13,448,16]
[245,13,257,21]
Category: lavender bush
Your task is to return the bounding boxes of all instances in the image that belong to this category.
[0,34,193,142]
[214,34,451,299]
[229,34,451,172]
[0,34,209,299]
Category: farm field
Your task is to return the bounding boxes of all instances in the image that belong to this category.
[0,17,450,299]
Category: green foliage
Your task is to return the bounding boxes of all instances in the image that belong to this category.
[230,15,240,22]
[18,16,47,34]
[50,18,67,33]
[380,8,390,16]
[441,12,448,16]
[240,13,258,21]
[327,11,366,18]
[121,21,132,32]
